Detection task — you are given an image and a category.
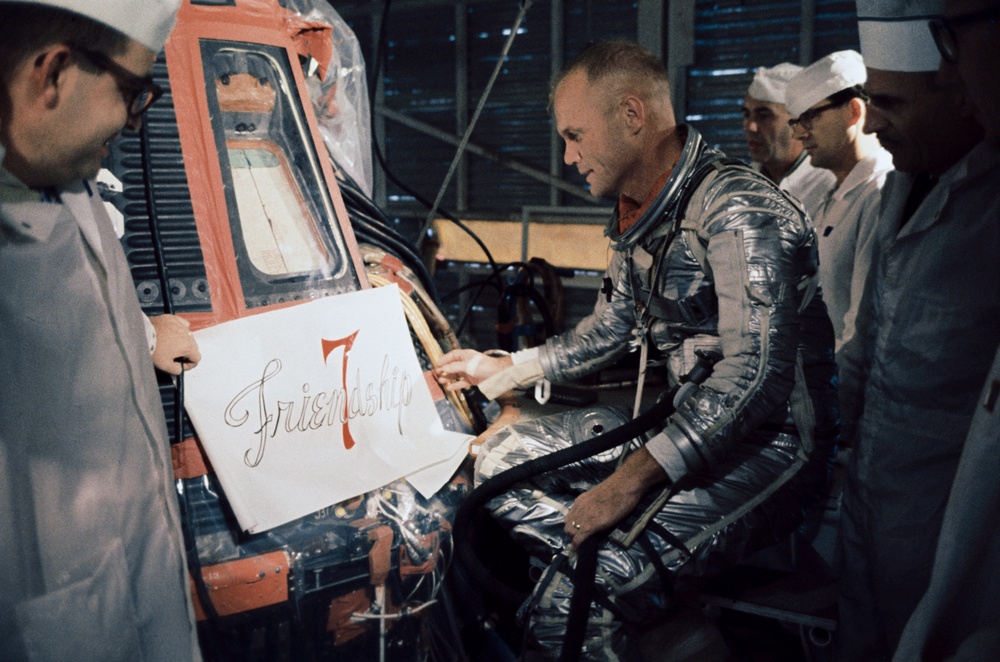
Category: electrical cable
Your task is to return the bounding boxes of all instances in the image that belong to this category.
[454,277,500,339]
[138,119,222,625]
[367,272,477,431]
[368,0,504,295]
[495,262,556,351]
[335,165,442,301]
[416,0,535,251]
[332,58,507,341]
[353,220,437,296]
[435,579,472,662]
[440,275,504,302]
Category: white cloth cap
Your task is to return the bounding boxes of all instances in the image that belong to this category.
[856,0,944,72]
[786,50,867,118]
[747,62,804,105]
[0,0,181,52]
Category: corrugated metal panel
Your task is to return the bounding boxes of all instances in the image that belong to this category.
[564,0,639,47]
[106,54,206,443]
[343,0,862,216]
[109,57,211,315]
[694,1,802,66]
[815,0,861,58]
[380,3,459,212]
[686,67,756,161]
[343,0,637,217]
[686,0,801,160]
[466,2,552,212]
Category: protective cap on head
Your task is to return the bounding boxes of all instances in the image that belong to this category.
[856,0,944,72]
[786,50,867,118]
[0,0,182,52]
[747,62,803,105]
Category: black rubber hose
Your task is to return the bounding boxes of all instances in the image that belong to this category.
[453,350,720,661]
[441,275,504,301]
[139,119,221,624]
[455,276,498,338]
[336,174,442,302]
[496,282,556,350]
[559,535,601,662]
[352,218,440,300]
[453,392,679,606]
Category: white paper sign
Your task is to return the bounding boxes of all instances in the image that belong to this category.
[183,285,471,533]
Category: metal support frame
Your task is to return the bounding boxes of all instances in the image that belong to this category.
[354,0,822,217]
[799,0,816,67]
[376,106,596,204]
[637,0,664,57]
[455,0,469,211]
[800,0,817,65]
[549,0,564,207]
[666,0,696,121]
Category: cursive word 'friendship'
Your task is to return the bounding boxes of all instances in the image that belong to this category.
[224,341,413,467]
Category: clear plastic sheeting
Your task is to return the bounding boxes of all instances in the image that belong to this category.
[285,0,374,197]
[185,470,469,577]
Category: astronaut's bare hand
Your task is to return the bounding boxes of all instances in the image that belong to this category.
[435,349,512,392]
[150,314,201,375]
[564,479,642,549]
[564,448,667,548]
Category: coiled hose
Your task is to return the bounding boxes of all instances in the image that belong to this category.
[453,352,719,660]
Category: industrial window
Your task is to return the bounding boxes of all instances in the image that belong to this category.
[201,39,358,307]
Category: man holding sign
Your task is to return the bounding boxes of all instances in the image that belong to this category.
[0,0,200,659]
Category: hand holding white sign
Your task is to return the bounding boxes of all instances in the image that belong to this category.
[184,286,471,533]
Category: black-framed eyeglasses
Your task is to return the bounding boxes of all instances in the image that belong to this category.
[788,100,846,130]
[929,6,1000,63]
[68,44,163,119]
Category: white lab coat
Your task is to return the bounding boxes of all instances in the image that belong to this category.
[0,177,201,661]
[892,344,1000,661]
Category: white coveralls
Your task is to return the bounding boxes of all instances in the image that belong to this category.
[0,169,201,661]
[813,146,894,352]
[836,142,1000,660]
[891,345,1000,661]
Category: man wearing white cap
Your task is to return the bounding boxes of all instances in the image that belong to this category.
[742,62,836,219]
[785,50,893,353]
[836,0,1000,658]
[932,0,1000,148]
[893,2,1000,658]
[0,2,201,660]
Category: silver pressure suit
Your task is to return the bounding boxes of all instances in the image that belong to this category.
[474,127,839,660]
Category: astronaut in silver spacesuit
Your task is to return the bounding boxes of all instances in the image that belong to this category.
[438,40,839,660]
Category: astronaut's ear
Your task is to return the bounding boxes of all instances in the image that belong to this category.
[621,95,645,133]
